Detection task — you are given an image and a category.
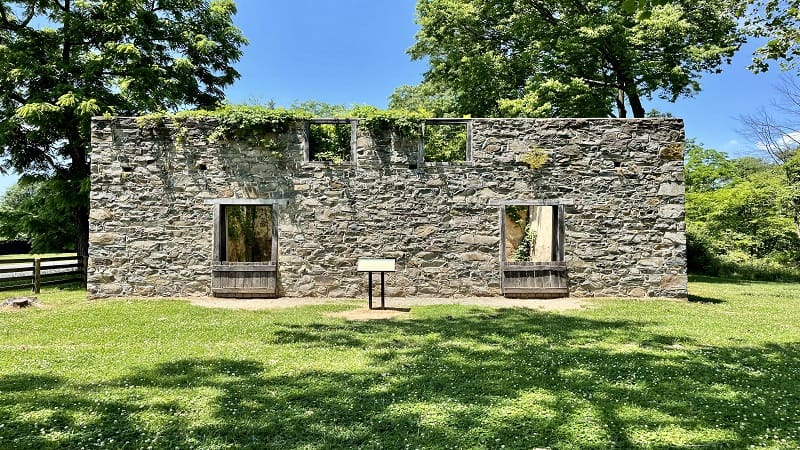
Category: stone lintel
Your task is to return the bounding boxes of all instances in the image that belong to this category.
[203,198,290,205]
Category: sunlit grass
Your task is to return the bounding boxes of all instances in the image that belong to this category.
[0,253,76,261]
[0,277,798,449]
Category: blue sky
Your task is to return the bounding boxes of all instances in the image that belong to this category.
[0,0,791,193]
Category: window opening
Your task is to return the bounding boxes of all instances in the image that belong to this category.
[222,205,274,263]
[500,203,568,298]
[307,120,353,163]
[503,205,562,262]
[422,121,469,162]
[210,200,280,298]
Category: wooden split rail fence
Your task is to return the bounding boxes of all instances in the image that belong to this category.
[0,256,87,293]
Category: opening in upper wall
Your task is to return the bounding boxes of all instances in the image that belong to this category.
[305,119,355,163]
[421,120,471,163]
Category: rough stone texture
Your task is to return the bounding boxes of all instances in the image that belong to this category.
[89,117,686,298]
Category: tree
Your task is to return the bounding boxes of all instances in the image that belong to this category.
[685,146,800,277]
[404,0,744,118]
[0,178,82,253]
[741,77,800,239]
[388,81,458,117]
[685,142,734,193]
[0,0,247,256]
[746,0,800,73]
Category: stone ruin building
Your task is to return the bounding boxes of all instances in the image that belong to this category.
[88,117,686,299]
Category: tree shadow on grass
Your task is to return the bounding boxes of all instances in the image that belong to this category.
[688,274,749,285]
[1,309,798,449]
[687,294,725,304]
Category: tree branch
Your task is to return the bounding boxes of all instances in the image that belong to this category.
[0,2,37,30]
[19,3,36,27]
[0,5,13,29]
[524,0,559,25]
[740,108,800,163]
[8,91,28,105]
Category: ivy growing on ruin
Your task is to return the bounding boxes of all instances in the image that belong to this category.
[135,105,475,162]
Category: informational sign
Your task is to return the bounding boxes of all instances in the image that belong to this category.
[356,258,396,273]
[356,258,396,309]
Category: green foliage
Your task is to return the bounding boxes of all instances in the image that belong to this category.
[388,81,459,117]
[224,205,272,262]
[423,123,467,162]
[140,104,475,163]
[206,105,311,142]
[686,143,800,279]
[521,147,549,170]
[513,222,538,262]
[407,0,744,118]
[746,0,800,73]
[290,100,349,117]
[0,178,84,253]
[308,123,352,163]
[0,0,246,255]
[685,142,735,192]
[348,105,426,137]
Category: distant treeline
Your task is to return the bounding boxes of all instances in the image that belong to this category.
[686,142,800,281]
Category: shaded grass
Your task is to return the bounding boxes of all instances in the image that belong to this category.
[0,280,799,449]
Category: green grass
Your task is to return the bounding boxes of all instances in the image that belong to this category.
[0,253,76,261]
[0,277,798,449]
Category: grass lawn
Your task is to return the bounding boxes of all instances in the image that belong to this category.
[0,253,77,261]
[0,277,798,449]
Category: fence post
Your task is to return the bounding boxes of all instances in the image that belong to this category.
[33,258,41,294]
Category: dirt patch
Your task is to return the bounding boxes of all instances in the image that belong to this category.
[326,307,412,321]
[0,296,46,312]
[386,297,587,311]
[187,296,587,312]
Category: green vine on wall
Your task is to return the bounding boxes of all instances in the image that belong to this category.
[136,105,430,147]
[513,222,538,262]
[348,105,426,137]
[134,105,478,165]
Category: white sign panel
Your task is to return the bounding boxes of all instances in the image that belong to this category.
[357,258,396,272]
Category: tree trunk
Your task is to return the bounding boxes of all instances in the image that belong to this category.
[60,7,90,258]
[64,113,89,257]
[76,204,89,257]
[610,57,646,118]
[627,87,646,118]
[616,89,627,118]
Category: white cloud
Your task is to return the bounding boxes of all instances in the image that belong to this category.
[755,131,800,151]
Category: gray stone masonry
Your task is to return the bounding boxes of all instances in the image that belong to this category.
[89,117,686,298]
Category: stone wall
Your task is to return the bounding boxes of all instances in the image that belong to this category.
[89,117,686,298]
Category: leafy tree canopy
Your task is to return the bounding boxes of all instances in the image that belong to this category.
[0,177,84,253]
[747,0,800,73]
[0,0,247,254]
[388,81,458,117]
[686,143,800,278]
[404,0,744,118]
